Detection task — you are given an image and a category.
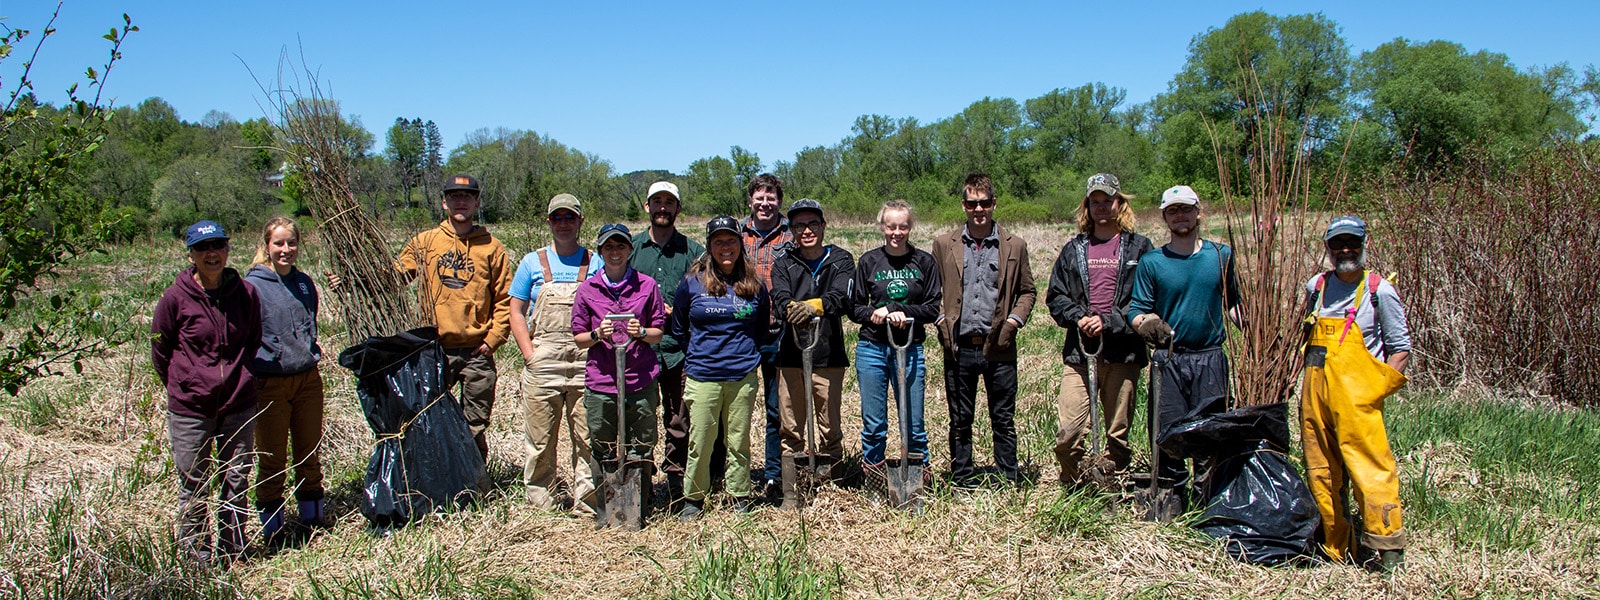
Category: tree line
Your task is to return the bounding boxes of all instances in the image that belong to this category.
[19,10,1600,240]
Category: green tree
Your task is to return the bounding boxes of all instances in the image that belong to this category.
[150,154,267,234]
[385,117,425,206]
[1351,38,1586,170]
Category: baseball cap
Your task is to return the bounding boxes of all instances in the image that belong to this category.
[596,223,633,247]
[547,193,583,216]
[1159,185,1201,210]
[705,215,740,240]
[184,220,229,248]
[1086,173,1121,199]
[787,198,825,221]
[1324,216,1367,240]
[646,181,680,202]
[442,174,480,195]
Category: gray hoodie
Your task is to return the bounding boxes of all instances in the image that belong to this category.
[244,264,321,375]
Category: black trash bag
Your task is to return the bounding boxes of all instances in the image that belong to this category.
[338,326,485,528]
[1161,402,1320,566]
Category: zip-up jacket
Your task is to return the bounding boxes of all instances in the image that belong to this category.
[770,245,855,368]
[244,264,321,376]
[151,267,262,418]
[849,245,941,346]
[1046,231,1155,366]
[396,220,514,350]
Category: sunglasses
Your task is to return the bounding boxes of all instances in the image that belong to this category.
[963,198,995,209]
[1328,238,1363,250]
[548,213,579,224]
[189,239,229,252]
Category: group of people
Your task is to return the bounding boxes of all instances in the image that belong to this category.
[153,170,1414,571]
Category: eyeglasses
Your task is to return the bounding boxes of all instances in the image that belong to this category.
[963,198,995,209]
[189,239,229,252]
[548,213,579,224]
[791,220,825,232]
[1162,205,1198,216]
[1328,238,1363,250]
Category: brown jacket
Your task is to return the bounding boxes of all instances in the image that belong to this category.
[397,221,514,350]
[931,223,1037,361]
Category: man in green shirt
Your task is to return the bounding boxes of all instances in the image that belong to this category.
[630,181,709,505]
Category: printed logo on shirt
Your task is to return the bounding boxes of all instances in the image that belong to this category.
[435,249,475,289]
[299,282,310,296]
[886,278,909,301]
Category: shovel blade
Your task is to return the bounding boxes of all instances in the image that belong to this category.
[886,458,925,513]
[602,465,648,530]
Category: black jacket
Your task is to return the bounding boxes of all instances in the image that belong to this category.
[848,245,941,346]
[1046,231,1154,365]
[771,245,855,368]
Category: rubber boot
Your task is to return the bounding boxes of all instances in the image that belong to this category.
[298,498,331,529]
[779,456,802,511]
[259,502,286,545]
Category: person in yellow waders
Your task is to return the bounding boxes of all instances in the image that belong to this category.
[1301,216,1413,572]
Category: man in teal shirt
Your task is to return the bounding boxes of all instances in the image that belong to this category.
[1127,184,1241,503]
[630,181,709,505]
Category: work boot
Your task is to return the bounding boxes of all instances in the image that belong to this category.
[666,473,685,509]
[258,501,286,545]
[1372,549,1404,573]
[779,457,803,511]
[299,498,332,529]
[677,499,704,522]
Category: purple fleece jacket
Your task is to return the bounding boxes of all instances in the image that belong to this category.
[571,268,665,395]
[151,266,262,418]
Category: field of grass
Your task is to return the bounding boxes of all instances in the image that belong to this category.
[1,216,1597,598]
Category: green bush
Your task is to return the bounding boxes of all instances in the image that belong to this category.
[97,206,147,244]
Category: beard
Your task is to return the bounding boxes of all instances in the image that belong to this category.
[1334,252,1364,275]
[651,210,677,228]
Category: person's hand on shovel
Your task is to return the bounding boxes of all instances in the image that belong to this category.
[1077,314,1104,338]
[786,299,822,327]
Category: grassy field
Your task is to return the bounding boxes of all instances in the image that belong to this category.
[1,215,1597,599]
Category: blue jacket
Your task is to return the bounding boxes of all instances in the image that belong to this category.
[244,265,321,375]
[671,272,770,382]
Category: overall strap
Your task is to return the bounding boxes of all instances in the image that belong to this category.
[536,248,553,283]
[577,249,592,282]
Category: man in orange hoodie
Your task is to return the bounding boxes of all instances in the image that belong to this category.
[397,174,515,461]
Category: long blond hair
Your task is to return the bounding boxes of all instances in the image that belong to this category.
[1075,193,1137,234]
[249,216,300,269]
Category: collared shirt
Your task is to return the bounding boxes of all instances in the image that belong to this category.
[632,229,704,369]
[959,224,1000,337]
[741,216,792,291]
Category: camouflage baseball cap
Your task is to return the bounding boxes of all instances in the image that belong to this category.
[1086,173,1121,199]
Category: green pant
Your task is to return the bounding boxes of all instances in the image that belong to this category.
[684,372,758,501]
[584,384,659,464]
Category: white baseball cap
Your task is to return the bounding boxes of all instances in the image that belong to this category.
[1159,185,1201,210]
[646,181,680,201]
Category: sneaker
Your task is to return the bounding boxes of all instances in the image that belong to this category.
[677,499,705,522]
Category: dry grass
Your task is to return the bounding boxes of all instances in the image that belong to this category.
[1,221,1597,599]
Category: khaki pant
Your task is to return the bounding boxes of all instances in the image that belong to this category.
[1054,361,1140,482]
[443,348,498,460]
[521,337,597,516]
[254,368,326,506]
[777,366,846,459]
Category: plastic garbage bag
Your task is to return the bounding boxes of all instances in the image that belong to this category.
[1162,402,1320,566]
[337,326,484,528]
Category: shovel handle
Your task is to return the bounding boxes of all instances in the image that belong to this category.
[606,313,634,462]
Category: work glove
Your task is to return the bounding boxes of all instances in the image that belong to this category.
[785,300,819,327]
[1136,316,1174,345]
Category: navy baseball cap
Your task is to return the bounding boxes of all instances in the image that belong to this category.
[1324,216,1367,240]
[596,223,632,247]
[184,220,229,248]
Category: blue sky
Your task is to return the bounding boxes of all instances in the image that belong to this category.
[4,1,1597,174]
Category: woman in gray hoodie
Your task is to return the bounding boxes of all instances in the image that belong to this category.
[243,217,329,543]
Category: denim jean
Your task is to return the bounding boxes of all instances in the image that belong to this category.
[761,349,782,484]
[856,340,928,466]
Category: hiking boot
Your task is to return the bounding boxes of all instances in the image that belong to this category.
[677,499,704,522]
[1373,549,1404,573]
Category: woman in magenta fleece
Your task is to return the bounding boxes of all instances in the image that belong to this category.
[571,224,667,495]
[151,220,261,566]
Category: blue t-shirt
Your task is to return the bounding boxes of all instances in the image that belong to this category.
[671,274,770,382]
[509,246,604,308]
[1127,241,1241,350]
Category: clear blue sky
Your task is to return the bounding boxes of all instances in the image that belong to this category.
[4,1,1597,174]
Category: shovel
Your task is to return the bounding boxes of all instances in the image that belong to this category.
[1134,338,1181,522]
[1077,332,1115,490]
[600,313,647,530]
[782,316,826,509]
[886,318,925,512]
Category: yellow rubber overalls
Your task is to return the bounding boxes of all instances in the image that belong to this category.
[1301,271,1408,561]
[521,248,598,515]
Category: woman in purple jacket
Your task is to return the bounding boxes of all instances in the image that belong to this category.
[151,220,261,566]
[571,224,666,505]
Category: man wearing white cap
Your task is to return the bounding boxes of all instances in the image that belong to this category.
[1126,184,1241,505]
